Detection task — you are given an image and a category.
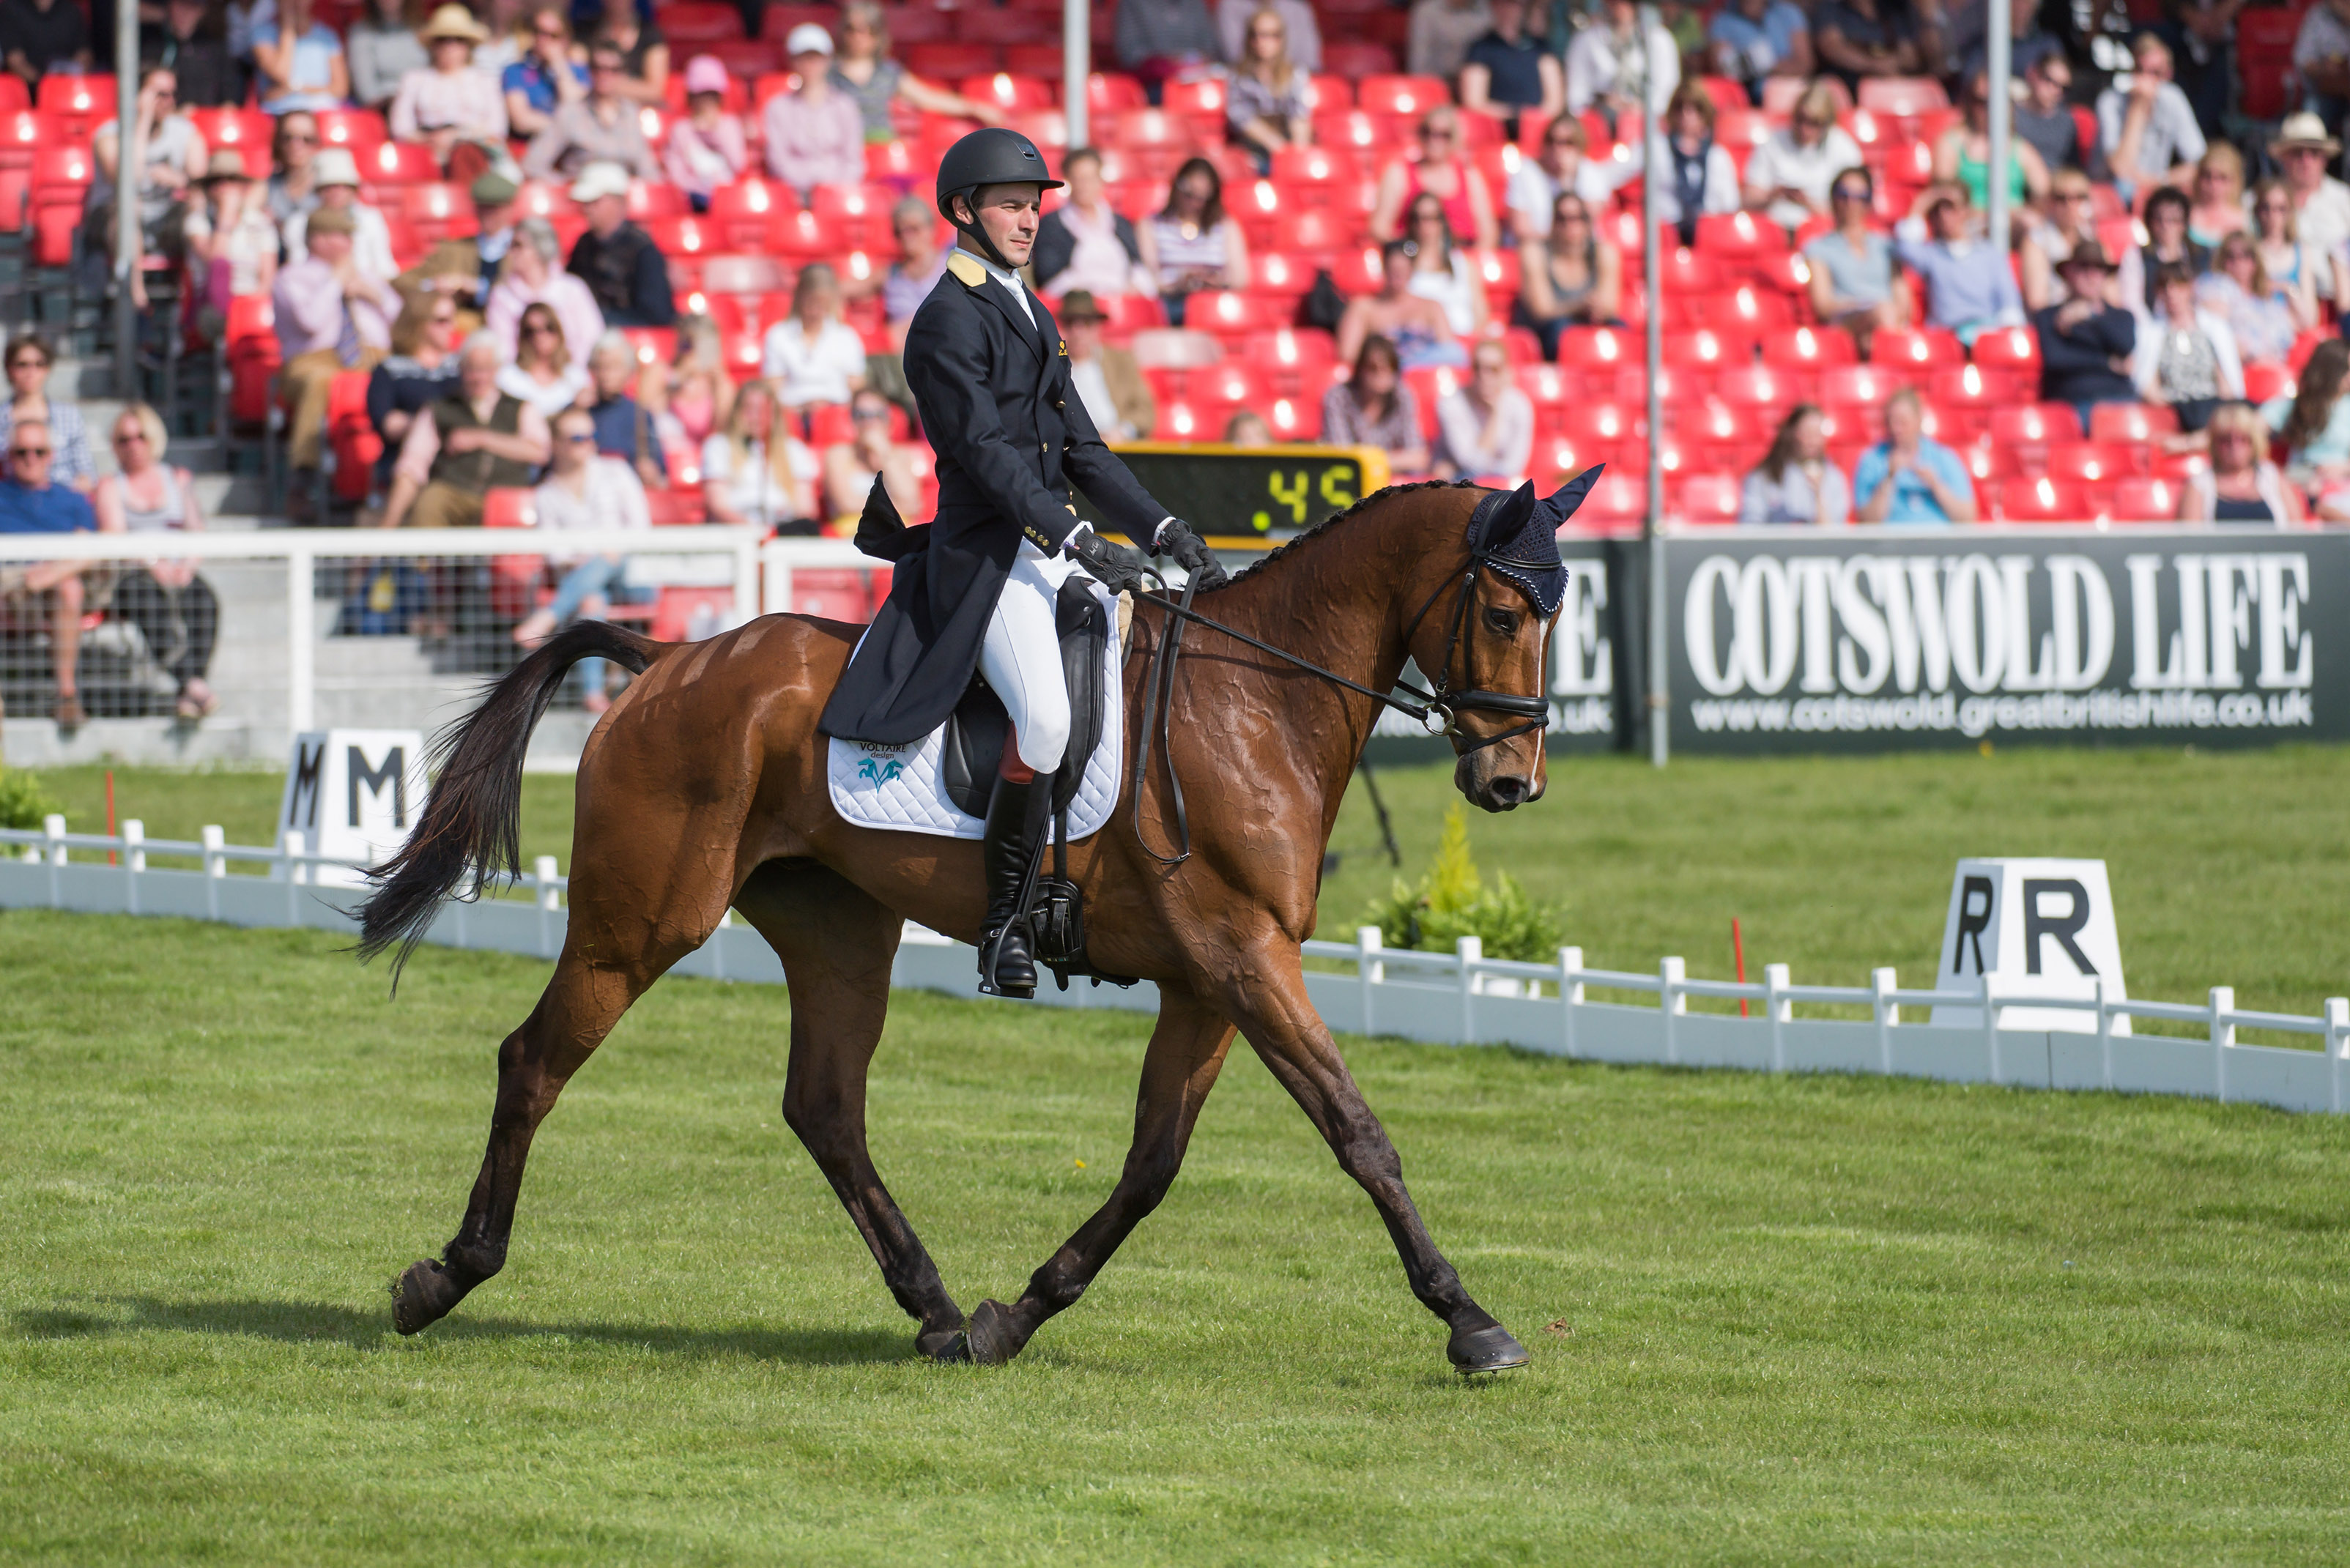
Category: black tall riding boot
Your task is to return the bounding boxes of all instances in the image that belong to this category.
[977,770,1050,997]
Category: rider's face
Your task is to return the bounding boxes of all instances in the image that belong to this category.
[957,182,1042,267]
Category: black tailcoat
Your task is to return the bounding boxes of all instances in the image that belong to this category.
[819,249,1170,746]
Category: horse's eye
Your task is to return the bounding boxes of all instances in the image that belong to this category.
[1483,606,1519,636]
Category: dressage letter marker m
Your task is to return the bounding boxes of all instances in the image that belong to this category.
[1930,858,2130,1033]
[277,729,428,888]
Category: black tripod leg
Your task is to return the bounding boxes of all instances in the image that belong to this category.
[1356,756,1403,868]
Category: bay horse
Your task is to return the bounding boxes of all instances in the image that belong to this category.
[360,478,1559,1375]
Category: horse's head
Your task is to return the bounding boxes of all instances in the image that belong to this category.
[1401,472,1598,813]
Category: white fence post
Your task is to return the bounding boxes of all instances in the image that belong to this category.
[286,543,316,735]
[122,820,144,913]
[1456,935,1482,1044]
[2327,998,2349,1115]
[1982,971,2001,1085]
[202,825,224,920]
[1557,945,1582,1059]
[2210,985,2235,1102]
[534,855,560,958]
[1767,962,1790,1071]
[281,829,305,925]
[1357,926,1383,1037]
[42,812,64,906]
[1871,967,1897,1074]
[2094,974,2113,1091]
[1660,956,1685,1065]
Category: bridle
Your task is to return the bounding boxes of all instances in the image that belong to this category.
[1129,494,1558,866]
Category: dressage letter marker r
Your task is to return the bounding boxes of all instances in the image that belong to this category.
[1932,858,2130,1034]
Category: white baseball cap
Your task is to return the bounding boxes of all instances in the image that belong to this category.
[786,22,833,56]
[568,160,632,204]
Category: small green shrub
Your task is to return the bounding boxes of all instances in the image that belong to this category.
[1357,803,1566,961]
[0,767,60,831]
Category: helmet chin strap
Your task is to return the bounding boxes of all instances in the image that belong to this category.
[949,196,1018,271]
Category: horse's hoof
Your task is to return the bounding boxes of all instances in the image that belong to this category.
[963,1299,1019,1366]
[916,1325,971,1363]
[390,1258,468,1336]
[1448,1323,1530,1376]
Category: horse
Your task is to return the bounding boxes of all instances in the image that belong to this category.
[360,477,1565,1375]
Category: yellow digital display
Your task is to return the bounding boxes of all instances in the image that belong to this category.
[1075,445,1393,543]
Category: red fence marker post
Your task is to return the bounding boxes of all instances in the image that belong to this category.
[1732,916,1748,1018]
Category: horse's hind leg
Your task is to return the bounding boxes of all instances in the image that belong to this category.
[733,861,968,1359]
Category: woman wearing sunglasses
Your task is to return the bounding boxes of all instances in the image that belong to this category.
[1371,105,1497,251]
[499,302,593,417]
[0,333,92,492]
[94,404,222,721]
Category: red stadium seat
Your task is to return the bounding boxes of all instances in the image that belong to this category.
[1512,363,1578,408]
[1661,330,1746,370]
[905,43,1000,77]
[706,177,797,246]
[0,108,49,229]
[1691,286,1795,336]
[963,71,1057,112]
[866,138,923,184]
[1192,362,1268,406]
[1675,472,1744,524]
[2089,402,2179,443]
[1692,210,1787,258]
[664,2,746,42]
[1711,108,1776,150]
[311,108,388,157]
[1242,327,1338,384]
[1557,401,1642,445]
[1571,467,1650,527]
[805,181,903,249]
[1817,364,1902,409]
[2242,361,2294,404]
[641,214,723,259]
[1184,289,1290,336]
[1713,363,1804,411]
[1261,392,1322,441]
[1355,75,1450,117]
[1556,325,1639,374]
[1656,248,1724,294]
[626,181,689,220]
[1250,250,1316,302]
[1990,403,2083,445]
[1760,325,1857,368]
[1322,42,1401,81]
[1153,398,1211,439]
[2108,475,2180,522]
[1998,476,2089,523]
[1071,72,1148,115]
[1856,77,1949,116]
[359,138,440,185]
[35,73,111,137]
[1868,327,1963,371]
[2042,442,2140,484]
[1970,324,2041,374]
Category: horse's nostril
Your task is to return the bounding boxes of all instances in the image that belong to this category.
[1488,776,1529,808]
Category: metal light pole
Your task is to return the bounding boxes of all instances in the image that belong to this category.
[1639,6,1668,767]
[1064,0,1090,148]
[114,0,139,398]
[1987,0,2011,256]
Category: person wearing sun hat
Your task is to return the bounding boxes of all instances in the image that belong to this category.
[2031,241,2138,426]
[2269,111,2350,305]
[1058,290,1154,441]
[522,29,656,177]
[763,22,863,193]
[565,158,673,326]
[662,53,747,209]
[184,149,282,326]
[401,169,521,316]
[283,144,402,285]
[390,4,508,179]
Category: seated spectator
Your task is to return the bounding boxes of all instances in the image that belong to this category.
[584,331,664,484]
[378,332,553,529]
[2098,32,2203,202]
[1151,157,1252,326]
[89,67,207,278]
[1223,409,1272,445]
[582,0,666,104]
[763,23,865,194]
[348,0,426,113]
[1403,193,1486,339]
[2267,339,2350,496]
[477,0,530,70]
[2268,116,2350,310]
[2180,401,2304,526]
[404,171,519,311]
[1060,291,1152,442]
[1408,0,1489,81]
[1855,388,1976,523]
[367,289,463,491]
[1743,82,1863,232]
[1647,83,1741,246]
[1227,7,1312,173]
[2032,242,2137,424]
[142,0,240,108]
[1894,187,2023,346]
[2133,261,2242,431]
[831,2,1002,141]
[1459,0,1562,136]
[1563,0,1676,130]
[0,420,96,732]
[184,152,279,336]
[1506,114,1621,248]
[702,379,818,532]
[2294,0,2350,134]
[390,5,508,179]
[503,5,585,139]
[1933,69,2047,215]
[523,35,656,179]
[486,215,604,365]
[565,160,672,327]
[1219,0,1317,69]
[93,404,220,721]
[500,301,591,418]
[1804,168,1908,357]
[2198,234,2304,367]
[514,405,651,710]
[2012,51,2099,178]
[821,387,925,518]
[0,0,90,88]
[859,198,949,375]
[284,148,401,283]
[2020,168,2097,310]
[1516,193,1621,358]
[273,207,394,489]
[666,315,733,445]
[663,55,747,210]
[1372,108,1496,250]
[1740,404,1850,524]
[252,0,347,114]
[1036,148,1153,304]
[762,264,867,409]
[1116,0,1217,97]
[1811,0,1925,97]
[1434,341,1532,482]
[1949,0,2057,81]
[2119,187,2209,319]
[1321,333,1430,473]
[1708,0,1811,104]
[0,333,91,491]
[2250,179,2328,332]
[1337,240,1462,370]
[2187,142,2248,250]
[265,110,322,228]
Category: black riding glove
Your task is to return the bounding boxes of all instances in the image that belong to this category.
[1152,517,1230,591]
[1067,526,1152,595]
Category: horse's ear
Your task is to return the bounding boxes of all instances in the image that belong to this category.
[1476,480,1539,552]
[1538,464,1607,528]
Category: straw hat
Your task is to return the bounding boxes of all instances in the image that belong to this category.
[568,159,632,203]
[420,4,489,43]
[2058,239,2111,275]
[307,206,357,236]
[312,146,361,187]
[1057,289,1108,322]
[2270,111,2343,157]
[200,149,253,183]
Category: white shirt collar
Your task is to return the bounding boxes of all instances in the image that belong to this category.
[961,244,1034,326]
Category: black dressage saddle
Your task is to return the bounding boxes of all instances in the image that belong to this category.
[938,575,1110,821]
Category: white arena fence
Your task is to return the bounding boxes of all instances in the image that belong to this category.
[6,820,2348,1118]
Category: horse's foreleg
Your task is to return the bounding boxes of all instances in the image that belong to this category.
[1217,945,1529,1375]
[963,985,1235,1365]
[734,861,967,1359]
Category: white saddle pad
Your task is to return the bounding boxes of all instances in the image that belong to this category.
[826,582,1126,841]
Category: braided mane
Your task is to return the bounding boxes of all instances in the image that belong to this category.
[1220,478,1484,589]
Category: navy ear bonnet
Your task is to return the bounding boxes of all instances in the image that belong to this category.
[1467,465,1601,617]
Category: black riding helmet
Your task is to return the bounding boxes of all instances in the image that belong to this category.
[935,127,1063,270]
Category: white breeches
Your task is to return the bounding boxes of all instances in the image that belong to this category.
[981,539,1082,773]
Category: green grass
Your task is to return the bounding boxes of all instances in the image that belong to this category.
[4,907,2350,1564]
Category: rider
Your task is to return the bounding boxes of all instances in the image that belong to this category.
[819,128,1229,999]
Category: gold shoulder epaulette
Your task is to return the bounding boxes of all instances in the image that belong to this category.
[945,251,987,287]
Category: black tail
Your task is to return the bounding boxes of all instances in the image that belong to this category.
[355,620,661,978]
